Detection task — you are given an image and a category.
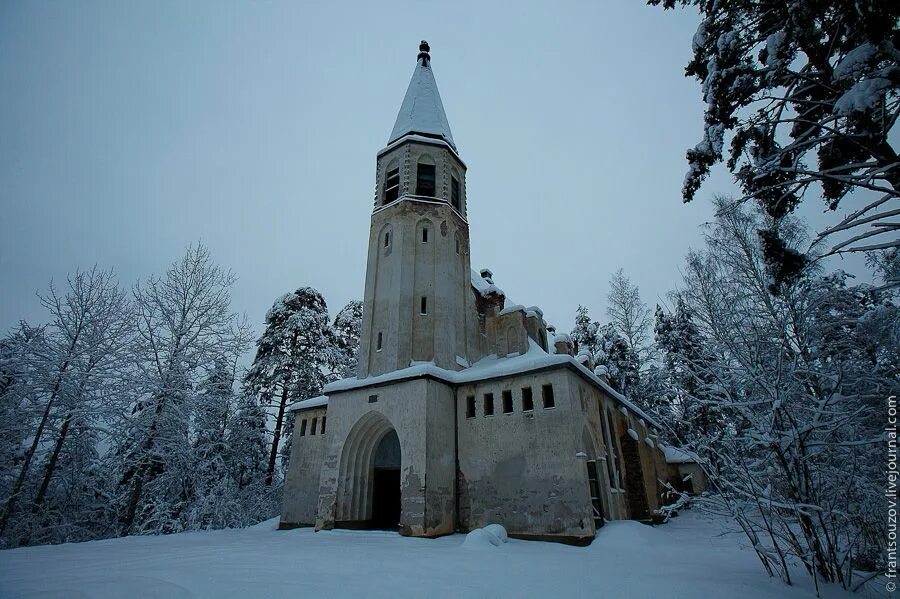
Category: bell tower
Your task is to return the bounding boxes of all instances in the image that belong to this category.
[357,41,477,378]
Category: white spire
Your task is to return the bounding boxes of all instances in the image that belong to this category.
[388,41,456,151]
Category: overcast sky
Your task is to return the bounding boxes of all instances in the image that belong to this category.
[0,1,868,338]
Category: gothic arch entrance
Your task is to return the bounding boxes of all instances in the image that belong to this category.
[335,412,402,530]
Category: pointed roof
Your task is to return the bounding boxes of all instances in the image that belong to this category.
[388,41,456,151]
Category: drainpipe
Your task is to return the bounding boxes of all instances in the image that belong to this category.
[454,388,460,532]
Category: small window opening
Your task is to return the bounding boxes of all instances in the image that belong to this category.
[455,237,460,254]
[384,167,400,204]
[321,416,326,434]
[377,331,383,351]
[310,417,318,436]
[420,296,428,315]
[522,387,534,411]
[300,419,308,436]
[502,390,513,414]
[466,395,476,418]
[384,231,391,247]
[422,227,429,243]
[369,394,378,403]
[483,393,494,416]
[542,384,555,409]
[451,176,460,210]
[416,163,436,197]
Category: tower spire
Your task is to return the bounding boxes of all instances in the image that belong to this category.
[388,40,456,151]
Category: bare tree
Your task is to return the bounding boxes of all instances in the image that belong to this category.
[606,268,653,367]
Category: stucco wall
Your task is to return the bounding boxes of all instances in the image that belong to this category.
[280,406,327,527]
[455,368,594,542]
[314,377,457,537]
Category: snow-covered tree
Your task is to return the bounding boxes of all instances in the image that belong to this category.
[246,287,336,486]
[650,0,900,286]
[116,244,246,536]
[332,300,363,379]
[658,198,896,589]
[606,269,653,367]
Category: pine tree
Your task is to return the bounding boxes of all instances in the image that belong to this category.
[332,300,363,379]
[246,287,337,486]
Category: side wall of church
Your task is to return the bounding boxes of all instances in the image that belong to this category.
[455,368,595,542]
[280,405,328,527]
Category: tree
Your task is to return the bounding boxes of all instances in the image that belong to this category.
[606,269,653,367]
[246,287,336,486]
[650,0,900,286]
[117,244,245,535]
[0,267,132,544]
[332,300,363,379]
[658,199,896,589]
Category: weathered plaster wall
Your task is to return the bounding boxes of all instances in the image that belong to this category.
[456,369,594,542]
[314,377,456,537]
[280,406,327,527]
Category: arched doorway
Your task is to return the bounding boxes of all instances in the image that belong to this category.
[371,430,401,529]
[335,412,402,530]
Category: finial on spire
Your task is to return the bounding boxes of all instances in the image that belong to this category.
[417,40,430,67]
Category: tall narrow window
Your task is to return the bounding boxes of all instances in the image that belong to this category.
[384,167,400,204]
[542,384,555,409]
[420,296,427,315]
[455,237,460,254]
[300,419,308,436]
[321,416,326,434]
[384,231,391,247]
[600,406,617,487]
[607,408,622,489]
[466,395,476,418]
[451,176,460,210]
[416,163,436,197]
[310,417,318,436]
[422,227,429,243]
[377,331,383,351]
[483,392,494,416]
[502,390,513,414]
[521,387,534,411]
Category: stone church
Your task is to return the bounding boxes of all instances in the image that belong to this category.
[279,42,675,544]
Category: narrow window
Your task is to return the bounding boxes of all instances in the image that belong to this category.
[416,163,436,197]
[300,419,307,436]
[607,408,623,489]
[455,237,460,254]
[483,392,494,416]
[420,296,428,315]
[451,176,460,210]
[502,390,513,414]
[321,416,326,434]
[422,227,429,243]
[377,331,383,351]
[521,387,534,411]
[466,395,476,418]
[542,384,555,409]
[384,231,391,247]
[310,417,318,436]
[368,394,378,403]
[384,167,400,204]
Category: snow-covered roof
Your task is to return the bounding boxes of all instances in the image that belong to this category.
[287,395,329,413]
[662,445,701,465]
[470,269,504,298]
[388,42,456,151]
[323,340,661,429]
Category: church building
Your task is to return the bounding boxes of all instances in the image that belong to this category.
[279,42,673,544]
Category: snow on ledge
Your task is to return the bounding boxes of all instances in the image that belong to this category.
[662,444,701,465]
[322,340,661,429]
[287,395,329,412]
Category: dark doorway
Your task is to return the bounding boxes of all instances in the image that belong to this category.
[371,468,401,529]
[369,430,401,530]
[620,434,650,520]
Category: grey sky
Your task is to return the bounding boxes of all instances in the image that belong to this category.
[0,1,867,337]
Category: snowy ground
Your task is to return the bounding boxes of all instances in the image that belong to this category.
[0,510,855,599]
